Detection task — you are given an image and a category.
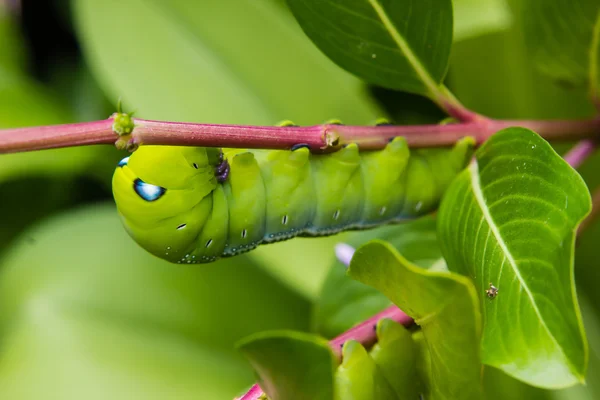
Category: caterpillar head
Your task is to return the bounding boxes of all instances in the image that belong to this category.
[112,146,224,261]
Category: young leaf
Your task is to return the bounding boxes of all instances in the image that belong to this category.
[335,340,398,400]
[437,127,591,388]
[315,216,445,338]
[286,0,453,99]
[237,331,336,400]
[369,318,422,399]
[522,0,600,90]
[348,241,483,400]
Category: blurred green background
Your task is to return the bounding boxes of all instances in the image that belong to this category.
[0,0,599,399]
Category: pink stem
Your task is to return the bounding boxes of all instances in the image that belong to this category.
[236,384,264,400]
[0,119,115,153]
[1,117,599,154]
[563,140,597,169]
[329,306,413,358]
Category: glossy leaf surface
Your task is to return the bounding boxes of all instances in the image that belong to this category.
[286,0,453,97]
[438,127,591,387]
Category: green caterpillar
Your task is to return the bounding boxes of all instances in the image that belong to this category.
[112,137,474,264]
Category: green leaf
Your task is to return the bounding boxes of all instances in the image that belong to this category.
[437,127,591,388]
[522,0,600,89]
[314,216,445,338]
[73,0,382,125]
[238,331,336,400]
[335,340,397,400]
[349,240,483,400]
[453,0,512,41]
[286,0,453,98]
[369,318,422,399]
[0,205,311,399]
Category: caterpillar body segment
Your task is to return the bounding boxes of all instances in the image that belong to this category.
[112,137,475,264]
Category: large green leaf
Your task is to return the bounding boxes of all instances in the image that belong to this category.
[286,0,453,98]
[0,205,311,399]
[238,331,336,400]
[522,0,600,89]
[73,0,381,125]
[349,240,483,400]
[438,127,591,388]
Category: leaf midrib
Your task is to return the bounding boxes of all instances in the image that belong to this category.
[365,0,440,97]
[468,160,573,370]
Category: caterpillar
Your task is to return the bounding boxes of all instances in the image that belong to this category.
[112,136,474,264]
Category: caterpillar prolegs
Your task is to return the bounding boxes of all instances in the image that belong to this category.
[112,137,474,264]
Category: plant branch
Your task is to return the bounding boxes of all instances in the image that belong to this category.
[329,306,413,358]
[0,119,116,153]
[1,115,600,154]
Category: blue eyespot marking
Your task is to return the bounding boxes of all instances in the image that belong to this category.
[133,178,166,202]
[118,156,130,167]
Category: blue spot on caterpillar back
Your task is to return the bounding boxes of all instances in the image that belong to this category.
[112,137,474,264]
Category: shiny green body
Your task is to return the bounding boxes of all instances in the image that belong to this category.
[112,137,474,264]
